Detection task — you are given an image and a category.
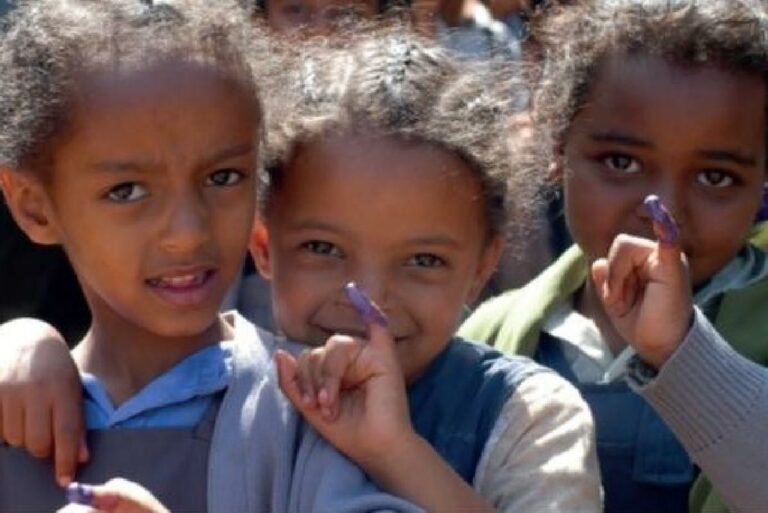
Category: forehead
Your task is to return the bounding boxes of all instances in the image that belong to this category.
[571,53,766,154]
[273,134,486,230]
[53,62,259,167]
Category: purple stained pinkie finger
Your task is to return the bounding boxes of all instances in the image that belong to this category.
[66,482,95,506]
[643,194,679,244]
[344,282,388,327]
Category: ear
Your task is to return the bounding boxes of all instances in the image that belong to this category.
[0,169,59,245]
[249,217,273,280]
[466,235,504,304]
[547,142,566,185]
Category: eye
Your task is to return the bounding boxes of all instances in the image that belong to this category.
[207,169,244,187]
[602,154,641,175]
[300,240,344,258]
[406,253,447,268]
[697,169,735,188]
[105,182,148,203]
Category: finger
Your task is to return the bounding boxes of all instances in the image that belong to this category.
[54,397,87,486]
[591,259,610,303]
[275,350,306,410]
[295,351,317,408]
[319,336,362,420]
[91,478,169,513]
[23,392,53,459]
[79,436,90,463]
[308,350,327,407]
[604,234,655,309]
[275,352,328,428]
[2,394,24,447]
[366,321,397,353]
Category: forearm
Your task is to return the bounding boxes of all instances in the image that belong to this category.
[632,309,768,512]
[361,433,494,513]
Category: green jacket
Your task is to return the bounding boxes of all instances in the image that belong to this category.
[459,244,768,513]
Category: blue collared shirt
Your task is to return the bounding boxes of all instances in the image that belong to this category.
[82,342,233,429]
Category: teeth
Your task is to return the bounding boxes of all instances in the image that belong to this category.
[149,271,208,289]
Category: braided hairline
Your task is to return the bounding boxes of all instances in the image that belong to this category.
[261,26,540,239]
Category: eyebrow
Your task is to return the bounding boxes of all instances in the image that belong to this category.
[289,221,462,248]
[589,131,654,148]
[591,131,757,167]
[90,142,255,173]
[697,150,756,167]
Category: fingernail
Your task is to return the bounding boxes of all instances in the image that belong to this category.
[66,482,94,505]
[643,194,679,244]
[57,475,72,487]
[344,282,388,327]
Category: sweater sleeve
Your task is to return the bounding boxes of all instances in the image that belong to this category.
[631,308,768,513]
[473,371,602,513]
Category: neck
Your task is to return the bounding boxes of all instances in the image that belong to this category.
[575,279,628,356]
[73,306,231,407]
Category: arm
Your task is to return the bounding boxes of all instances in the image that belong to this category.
[630,310,768,513]
[276,323,494,513]
[593,214,768,512]
[0,318,86,485]
[475,372,602,513]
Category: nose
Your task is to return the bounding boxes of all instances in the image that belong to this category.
[158,188,210,255]
[349,268,389,310]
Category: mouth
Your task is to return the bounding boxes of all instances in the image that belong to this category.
[146,267,218,307]
[316,325,408,343]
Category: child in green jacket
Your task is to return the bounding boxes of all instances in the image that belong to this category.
[460,1,768,512]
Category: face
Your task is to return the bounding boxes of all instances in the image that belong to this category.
[265,0,378,37]
[252,135,501,382]
[561,54,766,286]
[10,62,259,342]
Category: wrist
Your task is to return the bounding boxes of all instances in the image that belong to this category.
[356,428,424,477]
[639,307,695,370]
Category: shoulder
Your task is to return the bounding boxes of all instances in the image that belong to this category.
[474,371,601,512]
[458,289,527,345]
[459,245,589,354]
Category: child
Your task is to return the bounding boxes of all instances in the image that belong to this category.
[247,29,600,512]
[459,1,768,512]
[0,2,421,512]
[0,27,601,513]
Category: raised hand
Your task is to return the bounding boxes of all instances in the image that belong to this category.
[591,196,693,368]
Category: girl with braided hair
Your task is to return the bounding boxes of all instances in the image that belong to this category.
[254,29,601,513]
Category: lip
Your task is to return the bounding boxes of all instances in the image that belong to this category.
[145,266,218,307]
[316,325,409,343]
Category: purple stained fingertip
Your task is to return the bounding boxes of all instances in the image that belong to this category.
[643,194,679,244]
[344,282,388,327]
[66,482,95,506]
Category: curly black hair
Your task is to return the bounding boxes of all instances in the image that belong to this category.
[0,0,263,173]
[531,0,768,159]
[261,26,539,240]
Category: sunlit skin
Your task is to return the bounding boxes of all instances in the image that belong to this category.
[6,62,259,403]
[251,135,502,383]
[559,54,766,352]
[264,0,378,37]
